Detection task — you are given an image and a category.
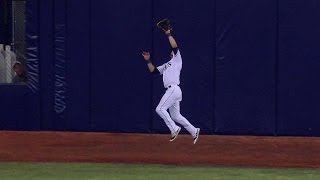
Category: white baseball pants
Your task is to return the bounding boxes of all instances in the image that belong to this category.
[156,85,197,137]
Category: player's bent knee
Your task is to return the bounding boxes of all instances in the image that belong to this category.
[155,107,163,115]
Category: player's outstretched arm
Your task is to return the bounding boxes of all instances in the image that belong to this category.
[142,52,156,73]
[165,30,178,49]
[157,19,177,48]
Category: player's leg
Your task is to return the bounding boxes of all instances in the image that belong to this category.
[156,87,180,135]
[169,101,197,137]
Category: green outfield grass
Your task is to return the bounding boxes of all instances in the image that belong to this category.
[0,162,320,180]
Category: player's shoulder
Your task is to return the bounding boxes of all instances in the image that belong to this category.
[173,50,182,61]
[176,49,181,56]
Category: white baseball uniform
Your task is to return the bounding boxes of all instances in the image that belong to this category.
[155,49,197,137]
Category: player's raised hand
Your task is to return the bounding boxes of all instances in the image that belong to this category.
[165,29,171,35]
[142,52,150,61]
[157,18,172,34]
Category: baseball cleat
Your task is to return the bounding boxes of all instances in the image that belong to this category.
[170,127,181,142]
[193,128,200,144]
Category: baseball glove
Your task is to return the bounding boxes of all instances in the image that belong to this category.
[157,18,172,31]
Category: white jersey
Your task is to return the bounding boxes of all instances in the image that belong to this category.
[157,50,182,88]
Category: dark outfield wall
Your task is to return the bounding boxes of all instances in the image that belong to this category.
[0,0,319,136]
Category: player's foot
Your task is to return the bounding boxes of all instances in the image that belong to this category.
[170,127,181,142]
[193,128,200,144]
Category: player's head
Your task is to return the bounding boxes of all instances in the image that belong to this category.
[13,62,24,75]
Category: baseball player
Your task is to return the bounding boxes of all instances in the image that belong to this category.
[142,19,200,144]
